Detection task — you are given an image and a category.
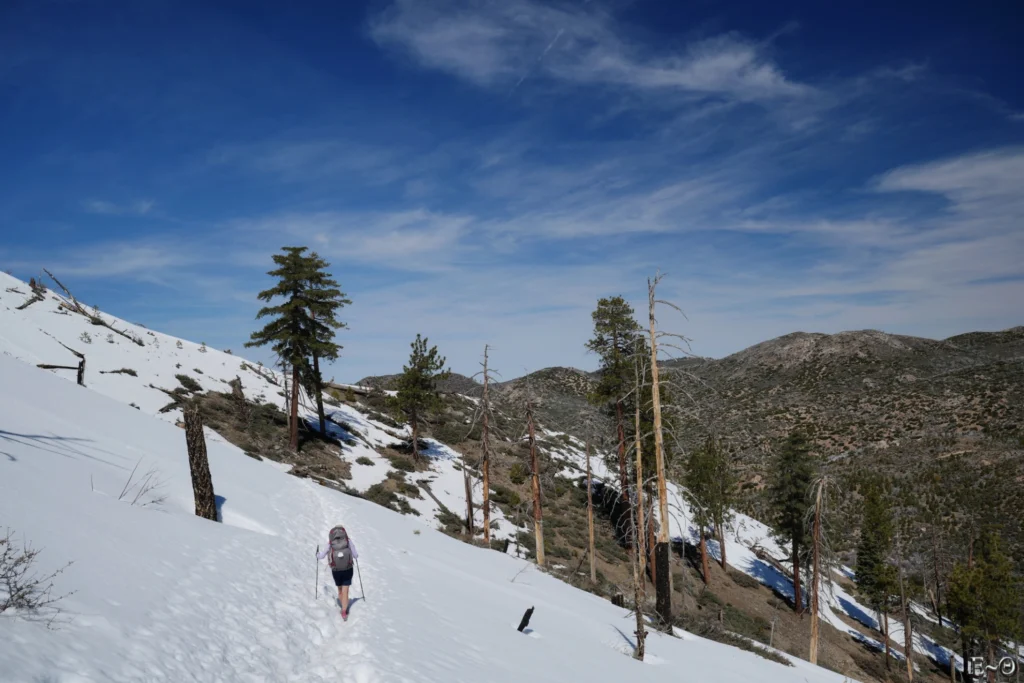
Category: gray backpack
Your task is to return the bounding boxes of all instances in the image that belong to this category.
[328,526,352,571]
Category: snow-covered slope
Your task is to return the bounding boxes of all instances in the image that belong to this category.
[0,351,857,682]
[0,273,515,546]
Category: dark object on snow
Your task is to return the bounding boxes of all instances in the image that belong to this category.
[517,606,534,632]
[501,538,510,554]
[183,401,218,521]
[611,594,625,608]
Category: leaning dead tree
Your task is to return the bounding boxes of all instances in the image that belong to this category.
[43,269,143,346]
[183,400,218,521]
[37,340,86,387]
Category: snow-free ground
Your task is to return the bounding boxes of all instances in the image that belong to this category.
[0,352,855,683]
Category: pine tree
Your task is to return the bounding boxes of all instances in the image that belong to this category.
[393,334,450,461]
[586,296,641,543]
[949,532,1021,680]
[685,439,716,584]
[855,477,898,669]
[769,428,816,614]
[301,252,350,437]
[245,247,317,451]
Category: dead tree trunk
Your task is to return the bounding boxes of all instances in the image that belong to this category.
[883,609,891,670]
[183,401,218,521]
[699,530,710,585]
[648,274,672,628]
[586,441,596,585]
[528,399,544,567]
[312,351,327,436]
[481,346,491,545]
[615,398,630,545]
[289,363,300,451]
[463,456,474,536]
[634,380,646,579]
[897,530,914,682]
[810,479,823,664]
[793,541,803,616]
[411,407,420,461]
[718,522,728,570]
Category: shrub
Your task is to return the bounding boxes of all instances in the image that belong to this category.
[345,386,356,402]
[437,509,464,534]
[198,342,207,353]
[397,481,421,498]
[728,569,763,590]
[490,484,521,507]
[356,456,374,466]
[101,368,138,377]
[390,456,415,472]
[193,368,204,375]
[79,332,92,344]
[509,462,528,485]
[0,529,75,626]
[176,340,183,349]
[175,374,203,393]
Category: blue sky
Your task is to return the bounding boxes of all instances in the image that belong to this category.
[2,0,1022,380]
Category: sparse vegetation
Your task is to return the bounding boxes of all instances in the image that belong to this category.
[0,529,75,627]
[356,456,374,466]
[175,374,203,393]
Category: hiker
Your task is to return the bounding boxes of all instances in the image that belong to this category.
[317,525,358,619]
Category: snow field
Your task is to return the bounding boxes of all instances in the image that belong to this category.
[0,353,854,682]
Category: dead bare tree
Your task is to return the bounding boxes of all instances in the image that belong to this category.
[468,344,502,545]
[807,473,839,665]
[586,440,597,585]
[527,394,545,567]
[36,339,86,387]
[629,352,650,660]
[647,272,674,628]
[43,269,143,346]
[895,528,914,682]
[183,400,218,521]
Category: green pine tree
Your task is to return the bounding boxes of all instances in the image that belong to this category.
[949,531,1021,677]
[393,334,450,461]
[245,246,316,451]
[855,477,898,669]
[300,251,351,436]
[586,296,642,530]
[769,428,816,614]
[684,438,716,584]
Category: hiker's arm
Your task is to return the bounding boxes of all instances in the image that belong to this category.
[350,539,358,560]
[316,544,330,560]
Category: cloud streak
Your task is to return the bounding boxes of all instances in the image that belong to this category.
[369,0,814,105]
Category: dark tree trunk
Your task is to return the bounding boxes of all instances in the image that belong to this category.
[615,400,631,547]
[883,608,890,670]
[463,458,474,535]
[654,542,671,628]
[77,357,86,387]
[289,363,300,451]
[183,401,218,521]
[411,407,420,461]
[312,351,326,436]
[933,533,944,626]
[482,411,490,544]
[699,530,710,584]
[792,540,803,614]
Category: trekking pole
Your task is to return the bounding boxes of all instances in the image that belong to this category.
[355,558,365,601]
[315,545,320,600]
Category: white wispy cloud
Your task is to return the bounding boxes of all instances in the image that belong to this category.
[369,0,814,105]
[82,199,155,216]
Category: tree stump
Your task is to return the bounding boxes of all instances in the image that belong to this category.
[183,401,218,521]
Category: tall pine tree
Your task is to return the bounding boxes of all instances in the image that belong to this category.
[301,252,350,436]
[246,246,316,451]
[394,334,450,461]
[769,428,816,614]
[586,296,641,543]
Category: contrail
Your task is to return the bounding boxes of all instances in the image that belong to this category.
[508,27,565,96]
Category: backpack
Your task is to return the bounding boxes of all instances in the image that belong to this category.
[328,525,352,571]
